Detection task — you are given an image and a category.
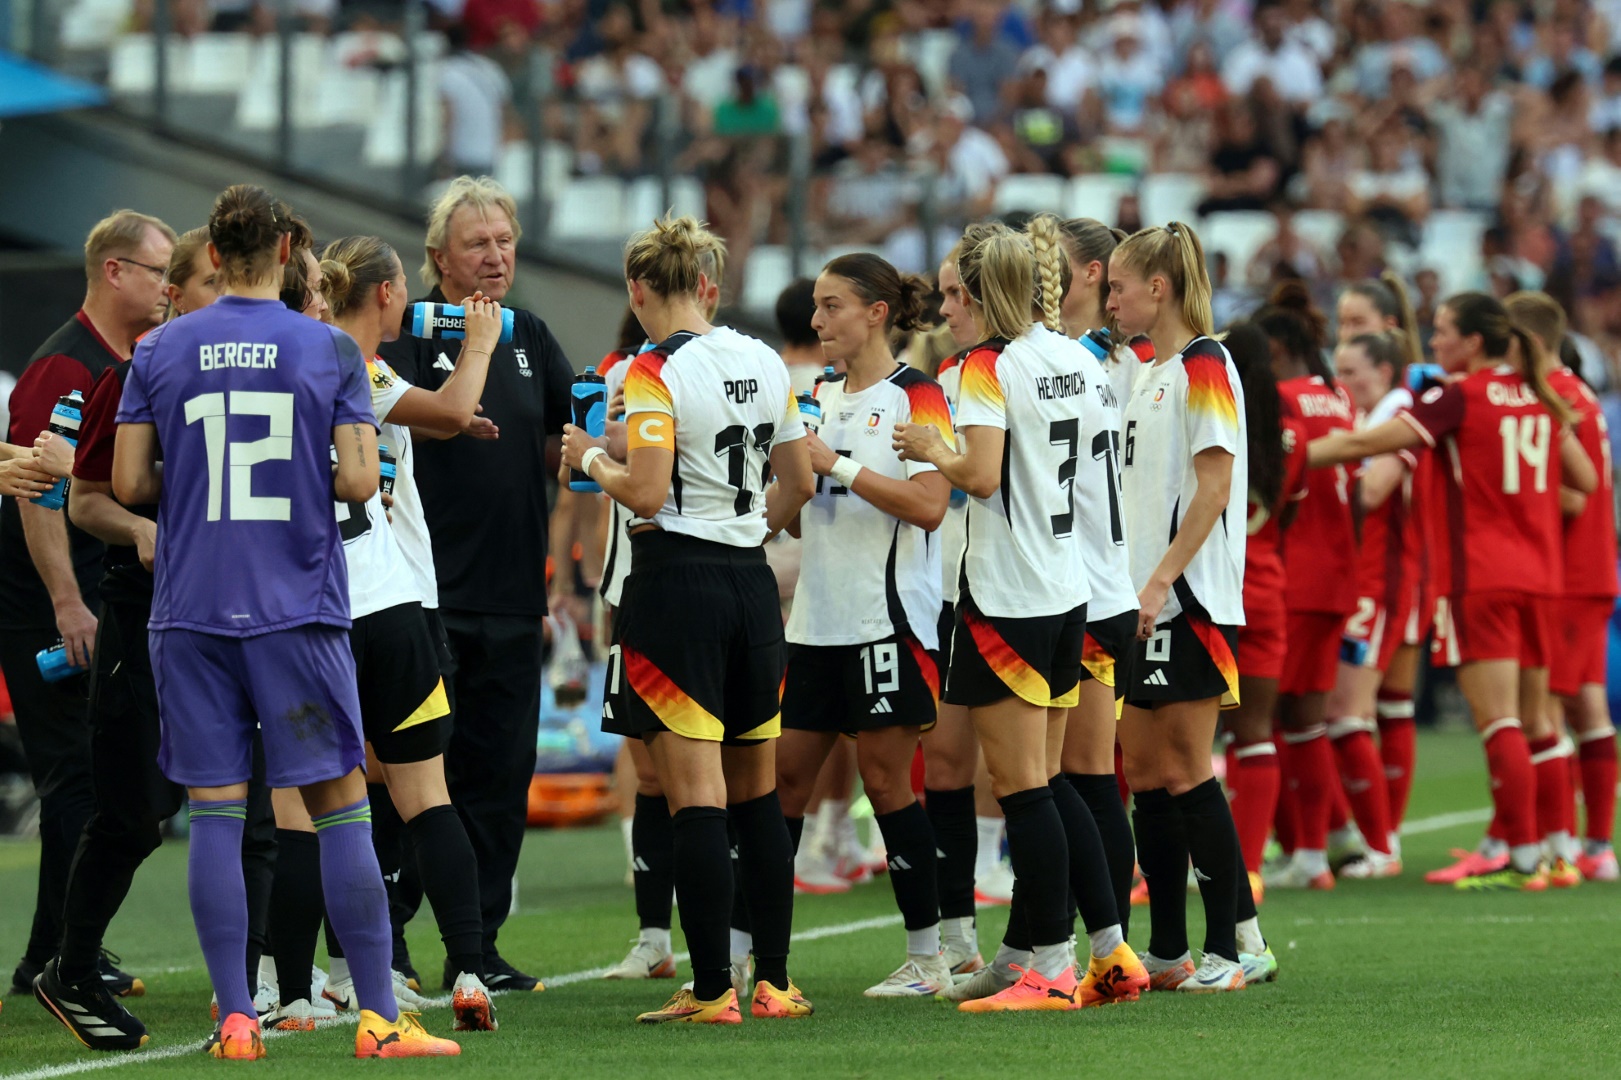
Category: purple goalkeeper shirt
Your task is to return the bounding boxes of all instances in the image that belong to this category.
[117,295,376,636]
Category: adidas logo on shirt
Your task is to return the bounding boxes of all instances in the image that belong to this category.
[870,698,893,715]
[1144,669,1169,687]
[433,352,455,373]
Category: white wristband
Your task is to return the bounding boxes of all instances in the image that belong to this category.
[580,446,607,478]
[828,455,863,490]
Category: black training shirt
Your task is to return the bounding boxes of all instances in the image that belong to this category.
[377,287,573,617]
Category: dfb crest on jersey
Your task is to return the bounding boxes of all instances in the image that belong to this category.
[514,348,532,377]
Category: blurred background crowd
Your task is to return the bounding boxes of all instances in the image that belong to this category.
[56,0,1621,393]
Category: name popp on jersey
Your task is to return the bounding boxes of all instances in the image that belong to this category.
[199,342,278,370]
[1035,371,1087,401]
[723,378,759,403]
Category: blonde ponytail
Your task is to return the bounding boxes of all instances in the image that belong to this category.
[1026,213,1068,332]
[957,223,1037,342]
[1114,221,1213,338]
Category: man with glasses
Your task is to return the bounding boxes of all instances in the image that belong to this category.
[0,209,174,997]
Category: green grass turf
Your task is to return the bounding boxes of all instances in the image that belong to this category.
[1,730,1619,1079]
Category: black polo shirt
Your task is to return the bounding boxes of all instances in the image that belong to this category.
[376,288,573,617]
[0,312,123,629]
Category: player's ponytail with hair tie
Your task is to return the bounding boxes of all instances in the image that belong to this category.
[1167,221,1214,338]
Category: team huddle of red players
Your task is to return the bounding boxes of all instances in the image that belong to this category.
[1221,280,1617,896]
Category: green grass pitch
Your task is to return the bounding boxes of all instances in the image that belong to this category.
[2,730,1619,1079]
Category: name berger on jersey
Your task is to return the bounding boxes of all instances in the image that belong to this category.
[199,341,278,370]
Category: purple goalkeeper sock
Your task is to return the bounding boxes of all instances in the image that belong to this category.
[313,798,398,1023]
[188,799,255,1020]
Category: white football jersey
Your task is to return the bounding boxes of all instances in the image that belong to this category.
[1073,337,1136,622]
[953,326,1092,619]
[623,327,805,548]
[367,356,437,609]
[598,349,638,607]
[1103,337,1151,421]
[1120,336,1248,627]
[936,352,968,606]
[334,362,419,620]
[785,364,952,648]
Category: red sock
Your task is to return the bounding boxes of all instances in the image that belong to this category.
[1578,731,1618,844]
[1483,721,1537,848]
[1529,735,1573,846]
[1282,730,1335,851]
[1376,693,1417,829]
[1328,778,1351,835]
[1114,743,1129,805]
[1228,740,1281,873]
[1329,723,1393,855]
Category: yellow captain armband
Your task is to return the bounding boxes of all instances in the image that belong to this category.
[628,412,673,451]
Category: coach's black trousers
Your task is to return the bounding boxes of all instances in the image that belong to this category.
[433,611,544,956]
[0,624,95,971]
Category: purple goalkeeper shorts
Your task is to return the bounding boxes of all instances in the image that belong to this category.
[150,625,366,789]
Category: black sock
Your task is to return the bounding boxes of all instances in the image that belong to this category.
[632,794,675,932]
[1049,775,1119,936]
[242,746,276,987]
[875,801,940,937]
[1176,778,1241,962]
[58,812,167,983]
[1067,772,1135,940]
[267,829,324,1004]
[671,805,732,1001]
[730,791,794,990]
[924,786,976,921]
[324,916,343,961]
[997,786,1069,947]
[1002,882,1033,952]
[1133,787,1189,960]
[407,805,485,980]
[785,814,804,854]
[728,819,751,936]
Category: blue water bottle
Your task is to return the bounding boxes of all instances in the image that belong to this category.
[35,641,85,683]
[796,390,822,436]
[407,302,516,343]
[378,443,397,496]
[1078,327,1114,361]
[569,367,607,493]
[1408,363,1445,394]
[32,391,84,511]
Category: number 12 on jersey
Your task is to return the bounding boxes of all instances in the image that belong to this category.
[184,391,296,522]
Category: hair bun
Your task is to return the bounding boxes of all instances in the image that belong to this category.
[1269,278,1313,312]
[320,258,352,308]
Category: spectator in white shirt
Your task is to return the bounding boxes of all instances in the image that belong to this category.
[1346,126,1431,245]
[927,94,1008,221]
[1095,16,1166,133]
[1428,64,1514,211]
[1221,1,1322,104]
[439,25,511,177]
[1017,9,1095,113]
[572,5,665,174]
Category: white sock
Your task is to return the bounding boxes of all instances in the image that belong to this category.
[258,955,278,990]
[621,816,634,865]
[906,924,941,957]
[1032,942,1071,981]
[1545,831,1578,863]
[729,929,753,958]
[941,915,977,951]
[640,927,672,954]
[1510,843,1542,874]
[976,816,1003,876]
[1236,917,1266,956]
[328,957,350,983]
[1086,924,1123,960]
[1294,848,1329,876]
[990,942,1031,979]
[1480,836,1509,859]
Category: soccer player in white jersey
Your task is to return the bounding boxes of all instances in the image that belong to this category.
[895,218,1138,1013]
[1053,215,1143,931]
[1109,222,1271,992]
[560,216,815,1025]
[774,253,954,997]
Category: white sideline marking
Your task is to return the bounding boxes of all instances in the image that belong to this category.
[0,808,1493,1080]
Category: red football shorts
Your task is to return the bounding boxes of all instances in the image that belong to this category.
[1343,593,1409,674]
[1451,591,1552,667]
[1238,592,1287,682]
[1550,596,1615,698]
[1281,611,1343,696]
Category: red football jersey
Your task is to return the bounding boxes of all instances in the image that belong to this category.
[1355,446,1423,612]
[1278,375,1358,614]
[1400,365,1565,596]
[1548,366,1618,599]
[1245,416,1309,612]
